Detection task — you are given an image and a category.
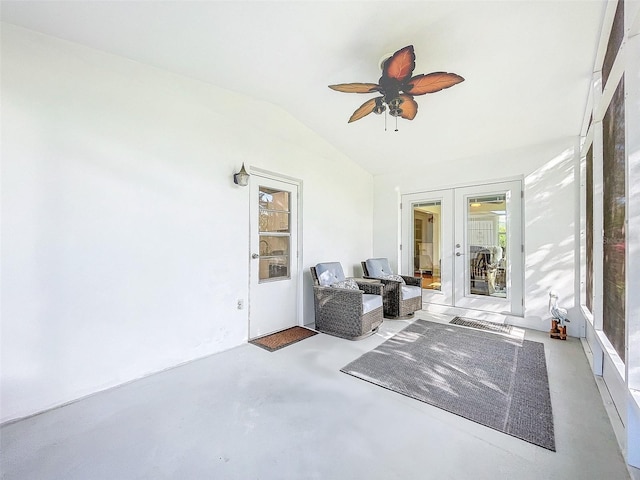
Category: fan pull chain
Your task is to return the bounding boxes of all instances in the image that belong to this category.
[395,115,398,132]
[384,111,387,131]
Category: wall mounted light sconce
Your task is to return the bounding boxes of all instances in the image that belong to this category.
[233,163,250,187]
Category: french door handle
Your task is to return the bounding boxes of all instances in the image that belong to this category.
[252,253,260,259]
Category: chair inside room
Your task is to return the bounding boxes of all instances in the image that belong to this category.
[414,253,433,275]
[361,258,422,318]
[469,245,504,296]
[310,262,384,340]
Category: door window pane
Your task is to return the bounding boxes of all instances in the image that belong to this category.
[258,187,291,282]
[258,235,289,280]
[259,255,289,280]
[259,189,289,210]
[412,201,441,290]
[467,195,507,297]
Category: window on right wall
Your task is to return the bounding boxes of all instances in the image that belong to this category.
[582,0,627,364]
[602,77,626,362]
[585,144,593,314]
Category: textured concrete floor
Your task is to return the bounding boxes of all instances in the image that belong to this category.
[0,312,630,479]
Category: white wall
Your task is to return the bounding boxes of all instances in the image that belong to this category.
[0,25,373,422]
[373,137,580,334]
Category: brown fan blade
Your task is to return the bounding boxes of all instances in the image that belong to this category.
[399,94,418,120]
[404,72,465,95]
[328,83,380,93]
[382,45,415,82]
[348,98,377,123]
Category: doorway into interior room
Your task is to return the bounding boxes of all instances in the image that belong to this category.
[401,180,523,315]
[248,172,301,339]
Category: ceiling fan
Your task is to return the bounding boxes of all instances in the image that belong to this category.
[329,45,464,126]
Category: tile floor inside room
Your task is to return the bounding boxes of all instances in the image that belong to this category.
[0,312,631,480]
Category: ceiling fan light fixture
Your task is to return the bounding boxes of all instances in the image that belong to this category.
[329,45,465,130]
[389,97,403,108]
[373,97,386,114]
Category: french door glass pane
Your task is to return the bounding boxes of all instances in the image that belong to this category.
[467,194,507,297]
[258,186,291,282]
[412,201,441,290]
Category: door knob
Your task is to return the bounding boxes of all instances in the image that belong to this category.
[456,252,463,256]
[251,253,260,259]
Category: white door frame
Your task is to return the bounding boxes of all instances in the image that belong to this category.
[401,180,523,316]
[453,181,523,315]
[248,168,303,338]
[401,189,454,306]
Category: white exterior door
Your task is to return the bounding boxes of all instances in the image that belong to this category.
[249,174,300,338]
[401,180,523,315]
[452,181,523,314]
[401,189,454,306]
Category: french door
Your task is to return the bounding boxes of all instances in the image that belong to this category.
[401,180,523,315]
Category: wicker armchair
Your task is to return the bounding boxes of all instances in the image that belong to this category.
[310,262,384,340]
[361,258,422,318]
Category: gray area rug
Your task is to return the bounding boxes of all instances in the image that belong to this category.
[341,320,555,451]
[450,316,513,335]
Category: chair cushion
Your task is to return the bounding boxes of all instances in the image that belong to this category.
[365,258,394,278]
[362,294,383,314]
[381,273,406,284]
[402,285,422,299]
[315,262,346,286]
[331,278,359,290]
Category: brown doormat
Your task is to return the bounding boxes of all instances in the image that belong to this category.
[249,326,318,352]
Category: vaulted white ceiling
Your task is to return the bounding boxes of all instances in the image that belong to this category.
[1,1,606,175]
